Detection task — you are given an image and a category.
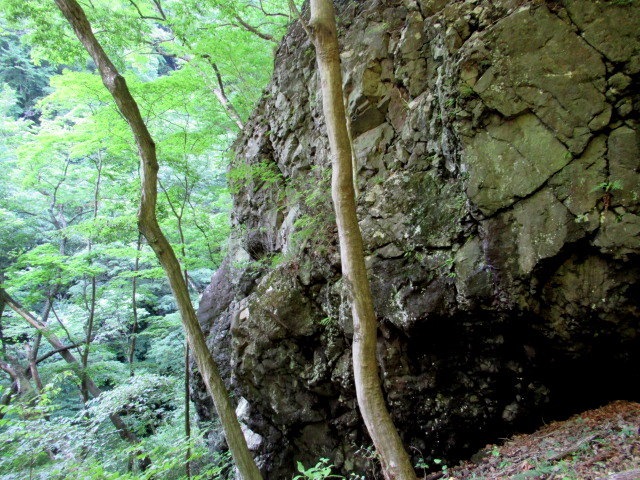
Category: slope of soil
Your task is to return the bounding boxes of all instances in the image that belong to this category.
[437,401,640,480]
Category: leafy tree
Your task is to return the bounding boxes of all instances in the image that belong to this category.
[0,32,56,119]
[0,0,296,477]
[52,0,264,478]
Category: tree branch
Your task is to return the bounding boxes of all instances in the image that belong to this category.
[288,0,313,40]
[127,0,165,21]
[35,343,84,365]
[232,14,278,43]
[151,0,166,20]
[202,57,244,129]
[251,0,290,18]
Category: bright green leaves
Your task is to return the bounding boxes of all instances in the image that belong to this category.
[0,0,294,477]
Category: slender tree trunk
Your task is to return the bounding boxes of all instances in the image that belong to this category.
[304,1,417,478]
[53,2,263,478]
[26,335,44,394]
[161,170,194,478]
[81,154,102,400]
[28,296,50,395]
[207,59,245,130]
[128,234,142,376]
[80,276,96,402]
[0,291,6,357]
[185,342,192,480]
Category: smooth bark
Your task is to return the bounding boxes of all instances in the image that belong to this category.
[81,154,102,401]
[185,343,192,480]
[305,1,417,478]
[128,235,142,376]
[53,2,263,478]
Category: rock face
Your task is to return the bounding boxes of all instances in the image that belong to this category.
[195,0,640,477]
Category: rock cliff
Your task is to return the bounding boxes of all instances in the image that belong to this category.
[195,0,640,477]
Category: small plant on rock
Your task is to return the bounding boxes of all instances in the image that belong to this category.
[590,180,623,194]
[591,180,623,211]
[293,458,345,480]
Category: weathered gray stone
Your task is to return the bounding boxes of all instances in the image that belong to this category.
[465,113,570,215]
[454,236,494,302]
[549,135,607,220]
[608,126,640,210]
[353,122,395,173]
[540,254,640,345]
[468,6,608,153]
[594,211,640,258]
[564,0,640,74]
[512,189,582,275]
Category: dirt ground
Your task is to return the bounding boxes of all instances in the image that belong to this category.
[426,401,640,480]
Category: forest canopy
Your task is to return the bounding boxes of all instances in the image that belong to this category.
[0,1,297,478]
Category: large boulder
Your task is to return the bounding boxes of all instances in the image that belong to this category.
[195,0,640,477]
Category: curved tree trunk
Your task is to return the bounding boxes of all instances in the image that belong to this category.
[306,1,417,478]
[52,2,263,479]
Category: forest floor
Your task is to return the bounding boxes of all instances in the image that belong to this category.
[430,401,640,480]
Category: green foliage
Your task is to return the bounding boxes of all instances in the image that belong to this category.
[85,374,176,435]
[228,159,284,193]
[590,180,623,193]
[0,379,232,480]
[293,458,345,480]
[0,0,303,477]
[0,34,55,118]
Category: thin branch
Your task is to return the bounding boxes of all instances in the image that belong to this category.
[187,198,216,264]
[232,14,278,43]
[51,305,82,357]
[288,0,313,39]
[128,235,142,376]
[35,343,84,364]
[151,0,167,20]
[67,209,92,224]
[204,58,245,129]
[127,0,165,21]
[248,0,290,18]
[0,287,6,357]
